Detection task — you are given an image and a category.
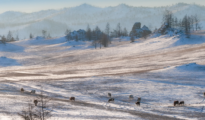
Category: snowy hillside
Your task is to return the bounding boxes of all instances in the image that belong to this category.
[0,3,205,39]
[0,32,205,119]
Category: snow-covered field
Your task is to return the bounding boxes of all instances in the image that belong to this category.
[0,33,205,120]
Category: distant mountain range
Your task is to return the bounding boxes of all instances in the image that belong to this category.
[0,3,205,39]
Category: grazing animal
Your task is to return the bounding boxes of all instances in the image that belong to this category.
[137,98,141,102]
[108,98,114,102]
[34,100,38,106]
[108,93,111,98]
[174,101,179,106]
[179,101,184,106]
[70,97,75,101]
[31,90,36,94]
[136,101,140,106]
[129,95,134,100]
[20,88,24,92]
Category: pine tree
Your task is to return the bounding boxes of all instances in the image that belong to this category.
[7,31,12,42]
[105,23,111,44]
[30,33,33,39]
[123,28,128,36]
[11,37,15,42]
[47,33,51,39]
[86,24,92,40]
[75,35,78,42]
[91,30,97,49]
[174,17,178,29]
[65,29,71,36]
[116,23,121,38]
[101,33,109,47]
[95,26,101,40]
[42,30,47,38]
[105,23,110,36]
[91,26,102,49]
[163,10,173,28]
[182,15,191,38]
[16,35,19,41]
[1,35,6,44]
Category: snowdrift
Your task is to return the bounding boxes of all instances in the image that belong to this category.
[176,63,205,71]
[173,35,205,46]
[0,43,24,52]
[0,56,20,67]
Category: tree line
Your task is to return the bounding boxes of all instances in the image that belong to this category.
[1,10,202,45]
[65,23,129,49]
[0,29,53,44]
[0,31,19,44]
[162,10,202,38]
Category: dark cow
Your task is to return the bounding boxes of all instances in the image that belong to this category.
[136,102,140,106]
[31,90,36,94]
[108,93,111,98]
[70,97,75,101]
[129,95,134,100]
[174,101,179,106]
[20,88,24,92]
[179,101,184,106]
[108,98,114,102]
[137,98,141,102]
[34,100,38,106]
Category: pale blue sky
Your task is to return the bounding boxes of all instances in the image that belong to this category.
[0,0,204,13]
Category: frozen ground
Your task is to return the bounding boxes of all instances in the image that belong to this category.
[0,34,205,120]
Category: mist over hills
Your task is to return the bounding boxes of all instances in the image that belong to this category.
[0,3,205,39]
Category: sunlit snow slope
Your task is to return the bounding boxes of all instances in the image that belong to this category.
[0,33,205,119]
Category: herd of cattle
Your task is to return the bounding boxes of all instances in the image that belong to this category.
[20,88,205,107]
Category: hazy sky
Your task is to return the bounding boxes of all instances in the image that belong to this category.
[0,0,204,13]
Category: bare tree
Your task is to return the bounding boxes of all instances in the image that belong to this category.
[18,103,37,120]
[190,15,194,31]
[18,89,52,120]
[35,90,52,120]
[194,14,202,31]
